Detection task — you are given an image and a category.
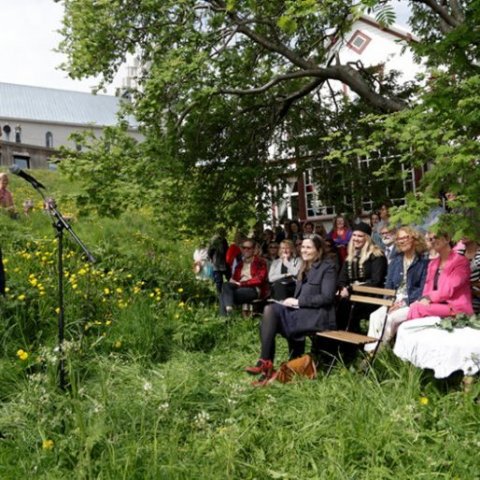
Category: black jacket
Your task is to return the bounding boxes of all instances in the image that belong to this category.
[280,259,337,338]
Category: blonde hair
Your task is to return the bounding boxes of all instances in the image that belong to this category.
[280,239,295,252]
[395,226,427,255]
[346,233,383,266]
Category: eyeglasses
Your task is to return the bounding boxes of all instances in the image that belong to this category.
[381,232,393,237]
[241,245,253,250]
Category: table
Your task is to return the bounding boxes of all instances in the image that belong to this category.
[393,316,480,379]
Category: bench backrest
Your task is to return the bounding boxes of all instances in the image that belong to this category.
[349,284,396,308]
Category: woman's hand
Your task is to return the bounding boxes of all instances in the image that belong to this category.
[388,302,403,313]
[339,287,349,298]
[418,296,431,305]
[229,279,240,286]
[283,297,299,308]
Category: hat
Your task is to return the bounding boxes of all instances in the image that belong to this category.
[352,222,372,236]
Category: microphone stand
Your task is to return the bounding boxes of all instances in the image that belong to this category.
[28,185,96,390]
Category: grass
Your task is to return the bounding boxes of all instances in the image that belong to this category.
[0,170,479,479]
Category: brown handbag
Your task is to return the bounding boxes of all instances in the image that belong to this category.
[275,354,317,383]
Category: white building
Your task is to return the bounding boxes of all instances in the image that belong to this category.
[0,82,141,169]
[273,15,425,224]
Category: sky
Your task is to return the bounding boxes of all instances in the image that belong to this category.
[0,0,122,94]
[0,0,411,95]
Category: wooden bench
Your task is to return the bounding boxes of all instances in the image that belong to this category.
[316,284,397,373]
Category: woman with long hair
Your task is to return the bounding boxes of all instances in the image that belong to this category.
[328,215,352,265]
[365,226,429,352]
[336,222,387,331]
[246,236,337,385]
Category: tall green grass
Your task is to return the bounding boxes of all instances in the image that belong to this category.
[0,171,479,479]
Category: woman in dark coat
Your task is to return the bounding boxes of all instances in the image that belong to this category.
[246,236,337,383]
[336,222,388,332]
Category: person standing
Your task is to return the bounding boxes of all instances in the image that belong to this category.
[208,228,229,294]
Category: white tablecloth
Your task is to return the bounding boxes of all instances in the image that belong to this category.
[393,316,480,379]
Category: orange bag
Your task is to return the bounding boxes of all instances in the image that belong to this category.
[275,354,317,383]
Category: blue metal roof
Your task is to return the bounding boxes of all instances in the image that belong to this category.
[0,82,138,128]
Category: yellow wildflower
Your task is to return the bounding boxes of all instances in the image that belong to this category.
[419,396,429,406]
[104,288,111,295]
[42,439,54,450]
[18,294,26,301]
[178,302,185,308]
[178,288,184,293]
[116,287,123,294]
[55,307,60,314]
[16,349,29,361]
[114,340,122,349]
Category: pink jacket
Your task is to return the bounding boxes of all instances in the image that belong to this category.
[417,251,473,316]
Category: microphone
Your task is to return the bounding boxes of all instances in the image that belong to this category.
[9,165,46,190]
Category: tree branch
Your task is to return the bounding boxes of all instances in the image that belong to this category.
[219,70,325,95]
[412,0,462,28]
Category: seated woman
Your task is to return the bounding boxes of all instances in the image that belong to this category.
[219,239,268,316]
[407,232,473,320]
[365,226,429,352]
[336,222,387,332]
[268,240,302,300]
[245,236,337,384]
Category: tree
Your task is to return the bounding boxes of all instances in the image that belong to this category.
[57,0,479,234]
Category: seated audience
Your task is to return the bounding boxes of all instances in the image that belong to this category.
[336,222,387,331]
[268,240,303,300]
[246,236,337,384]
[219,239,268,316]
[365,226,429,352]
[328,215,351,266]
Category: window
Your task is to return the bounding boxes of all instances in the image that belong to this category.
[13,155,30,169]
[347,30,371,54]
[2,125,11,141]
[46,132,53,148]
[15,125,22,143]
